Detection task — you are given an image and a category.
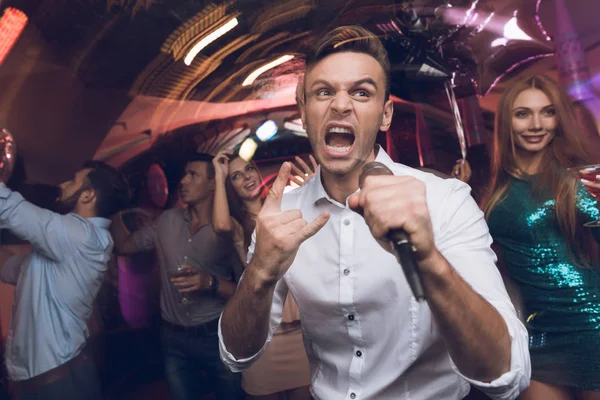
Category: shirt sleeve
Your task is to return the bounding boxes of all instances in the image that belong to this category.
[130,219,158,252]
[218,229,288,372]
[0,253,29,285]
[0,184,93,261]
[434,180,531,400]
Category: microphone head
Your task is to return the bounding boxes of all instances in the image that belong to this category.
[358,161,393,189]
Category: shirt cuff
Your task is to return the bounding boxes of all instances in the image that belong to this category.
[450,303,531,400]
[218,313,271,373]
[0,183,10,198]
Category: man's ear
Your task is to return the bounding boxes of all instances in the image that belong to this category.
[379,98,394,132]
[299,102,307,129]
[79,188,96,206]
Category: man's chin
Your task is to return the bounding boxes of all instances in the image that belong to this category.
[320,157,363,177]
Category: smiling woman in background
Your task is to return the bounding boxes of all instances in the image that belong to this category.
[484,74,600,400]
[212,150,317,400]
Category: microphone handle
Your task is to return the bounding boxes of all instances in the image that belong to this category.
[387,229,426,302]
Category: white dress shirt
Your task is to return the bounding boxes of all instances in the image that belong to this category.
[219,147,530,400]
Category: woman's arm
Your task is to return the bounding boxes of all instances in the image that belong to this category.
[212,149,234,234]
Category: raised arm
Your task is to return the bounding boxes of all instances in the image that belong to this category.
[0,184,87,261]
[219,162,329,362]
[110,209,156,255]
[212,149,235,234]
[348,176,529,399]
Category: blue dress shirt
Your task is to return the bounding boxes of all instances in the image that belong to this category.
[0,184,113,380]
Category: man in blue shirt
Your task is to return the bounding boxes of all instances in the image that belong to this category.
[0,161,130,400]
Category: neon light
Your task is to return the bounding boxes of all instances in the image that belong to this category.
[239,138,258,161]
[242,55,294,86]
[184,17,238,66]
[256,120,278,141]
[535,0,552,41]
[481,53,554,97]
[504,16,532,41]
[0,8,28,67]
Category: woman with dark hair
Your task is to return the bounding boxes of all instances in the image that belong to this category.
[212,150,317,400]
[484,74,600,399]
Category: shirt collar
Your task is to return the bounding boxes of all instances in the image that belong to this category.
[87,217,111,229]
[307,145,396,208]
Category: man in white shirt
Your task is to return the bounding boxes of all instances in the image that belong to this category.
[219,25,531,400]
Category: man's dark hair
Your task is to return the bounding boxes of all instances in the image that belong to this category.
[184,153,215,179]
[82,160,131,218]
[305,25,391,101]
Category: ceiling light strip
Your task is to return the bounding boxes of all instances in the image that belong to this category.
[242,55,295,86]
[184,17,238,66]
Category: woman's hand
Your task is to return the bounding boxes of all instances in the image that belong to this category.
[213,149,233,182]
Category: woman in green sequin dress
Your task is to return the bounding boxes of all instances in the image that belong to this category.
[484,75,600,400]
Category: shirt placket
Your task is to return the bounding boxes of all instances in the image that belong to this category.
[339,209,364,400]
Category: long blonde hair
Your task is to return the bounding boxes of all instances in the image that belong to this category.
[483,74,600,267]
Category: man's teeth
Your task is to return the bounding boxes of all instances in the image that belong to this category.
[327,145,352,153]
[328,127,352,134]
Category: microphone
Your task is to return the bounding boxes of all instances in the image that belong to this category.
[358,162,426,302]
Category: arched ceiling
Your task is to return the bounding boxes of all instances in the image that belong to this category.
[2,0,600,182]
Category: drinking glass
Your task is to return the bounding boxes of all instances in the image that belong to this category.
[569,164,600,227]
[169,266,196,304]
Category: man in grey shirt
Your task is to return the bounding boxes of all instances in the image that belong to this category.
[112,153,243,400]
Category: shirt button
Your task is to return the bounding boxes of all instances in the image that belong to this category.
[188,238,192,243]
[356,350,362,357]
[343,218,351,226]
[348,314,355,321]
[350,393,356,399]
[183,256,188,260]
[343,269,350,276]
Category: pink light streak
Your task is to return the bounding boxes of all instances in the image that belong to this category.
[480,52,554,97]
[535,0,552,41]
[0,8,28,67]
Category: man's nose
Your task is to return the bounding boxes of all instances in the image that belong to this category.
[330,92,352,116]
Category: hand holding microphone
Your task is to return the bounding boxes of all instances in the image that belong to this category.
[348,162,436,302]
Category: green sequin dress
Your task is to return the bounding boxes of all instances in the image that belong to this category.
[487,176,600,390]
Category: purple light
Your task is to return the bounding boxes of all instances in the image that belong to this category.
[535,0,552,41]
[480,53,554,97]
[461,0,479,26]
[390,20,403,34]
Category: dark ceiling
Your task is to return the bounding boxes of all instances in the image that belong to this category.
[6,0,542,103]
[2,0,599,186]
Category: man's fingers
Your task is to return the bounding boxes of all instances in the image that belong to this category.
[290,175,304,187]
[276,209,303,225]
[347,193,362,215]
[309,154,319,172]
[262,162,291,212]
[172,279,194,287]
[280,218,308,236]
[294,156,312,174]
[296,211,330,242]
[179,286,199,293]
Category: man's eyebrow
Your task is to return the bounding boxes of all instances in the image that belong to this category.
[310,78,378,89]
[353,78,377,88]
[310,79,331,89]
